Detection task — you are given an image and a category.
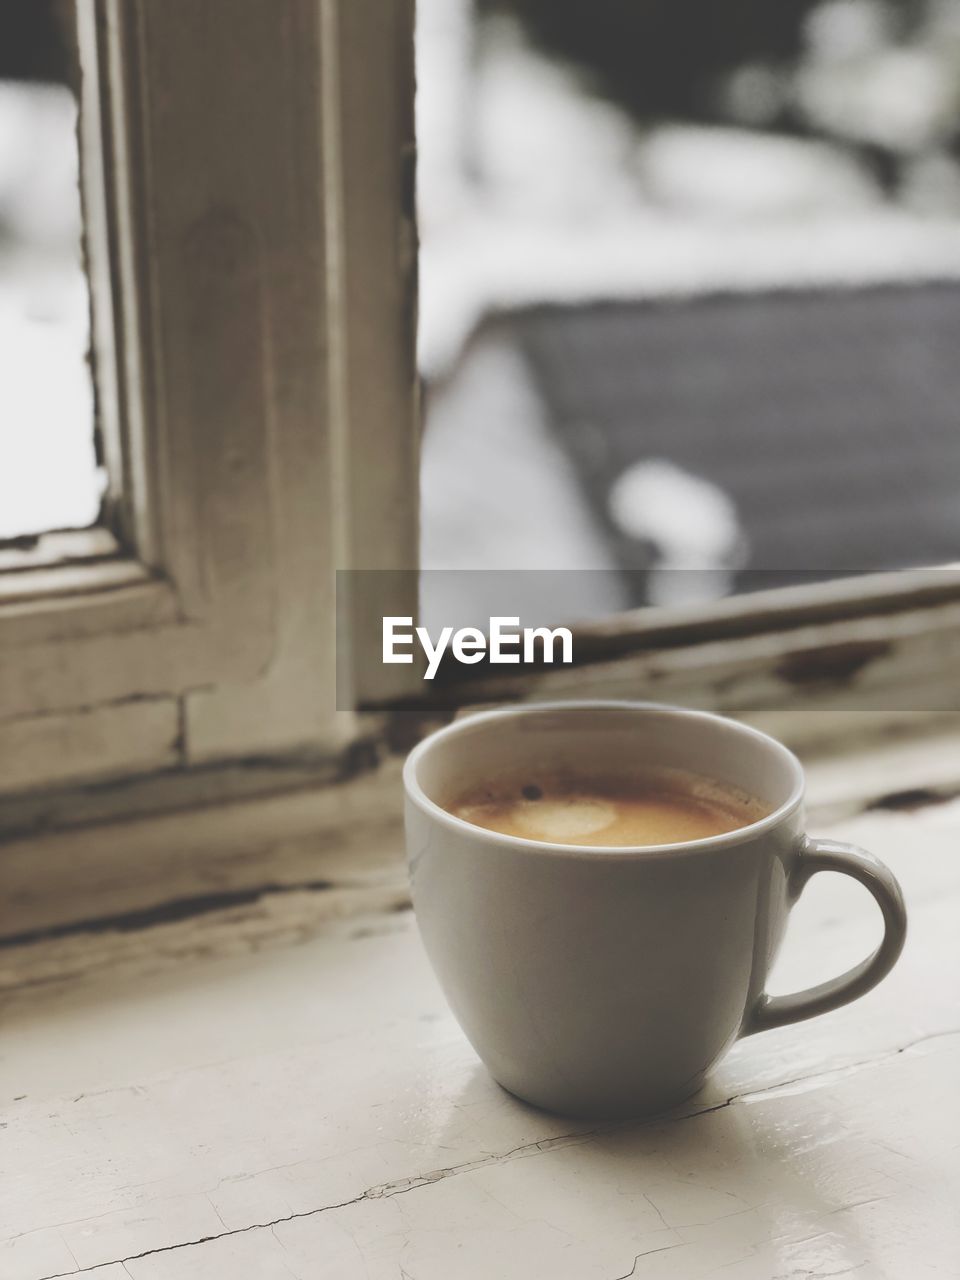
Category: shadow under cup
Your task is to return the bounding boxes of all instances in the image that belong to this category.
[404,702,806,1119]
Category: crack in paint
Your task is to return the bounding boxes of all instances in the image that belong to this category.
[29,1027,960,1280]
[612,1241,685,1279]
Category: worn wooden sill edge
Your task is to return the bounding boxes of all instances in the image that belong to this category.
[0,701,439,835]
[0,700,957,845]
[4,605,960,841]
[2,712,960,991]
[2,584,958,827]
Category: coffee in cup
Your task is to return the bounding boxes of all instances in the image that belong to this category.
[448,769,768,847]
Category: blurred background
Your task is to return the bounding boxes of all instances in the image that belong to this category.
[2,0,960,622]
[417,0,960,624]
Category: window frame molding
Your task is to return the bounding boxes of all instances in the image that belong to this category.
[0,0,420,792]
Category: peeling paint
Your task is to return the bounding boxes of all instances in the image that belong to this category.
[774,640,891,688]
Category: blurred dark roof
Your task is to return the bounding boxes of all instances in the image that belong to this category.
[508,282,960,596]
[0,0,72,84]
[481,0,813,124]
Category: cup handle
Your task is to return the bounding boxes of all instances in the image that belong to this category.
[743,836,907,1036]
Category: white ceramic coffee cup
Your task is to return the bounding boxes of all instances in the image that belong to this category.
[403,701,907,1118]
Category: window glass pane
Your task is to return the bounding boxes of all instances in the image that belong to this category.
[0,0,102,542]
[417,0,960,623]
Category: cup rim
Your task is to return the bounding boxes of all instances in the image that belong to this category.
[403,700,805,858]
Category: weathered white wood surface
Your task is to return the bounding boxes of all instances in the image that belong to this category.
[5,712,960,943]
[0,697,179,797]
[2,799,958,1279]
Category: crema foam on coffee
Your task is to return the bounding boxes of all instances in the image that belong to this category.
[449,770,768,847]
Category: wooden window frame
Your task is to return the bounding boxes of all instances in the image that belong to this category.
[0,0,419,796]
[1,0,959,842]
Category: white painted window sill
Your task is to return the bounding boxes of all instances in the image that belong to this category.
[3,743,959,1279]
